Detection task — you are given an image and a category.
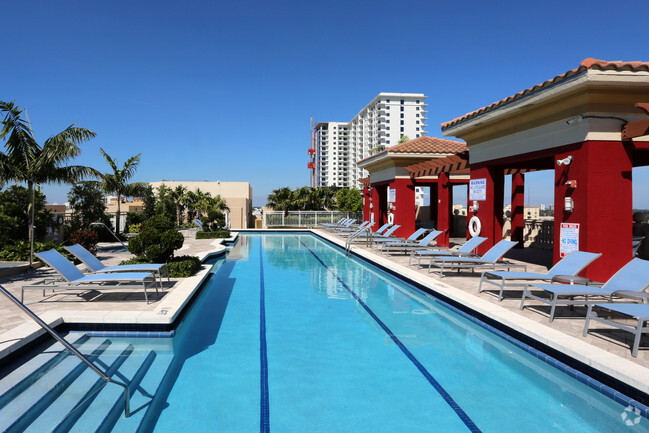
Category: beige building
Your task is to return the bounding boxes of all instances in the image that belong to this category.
[149,181,253,229]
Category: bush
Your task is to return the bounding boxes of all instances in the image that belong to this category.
[0,241,67,262]
[128,215,184,263]
[196,229,230,239]
[68,230,99,255]
[166,255,202,277]
[119,254,202,278]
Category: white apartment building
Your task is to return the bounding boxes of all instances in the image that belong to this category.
[310,92,427,188]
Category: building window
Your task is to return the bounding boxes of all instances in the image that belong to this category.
[400,106,404,112]
[400,127,404,132]
[416,134,420,138]
[400,99,404,104]
[416,127,420,131]
[416,107,419,110]
[386,127,390,130]
[386,99,390,103]
[416,121,419,124]
[400,113,404,118]
[386,120,390,123]
[416,114,419,117]
[400,120,404,125]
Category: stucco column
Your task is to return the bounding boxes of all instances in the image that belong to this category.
[391,178,416,238]
[362,185,370,223]
[436,172,451,247]
[553,141,632,281]
[511,173,525,248]
[469,165,504,255]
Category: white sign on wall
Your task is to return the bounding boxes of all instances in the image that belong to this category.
[388,188,396,203]
[560,223,579,257]
[469,178,487,201]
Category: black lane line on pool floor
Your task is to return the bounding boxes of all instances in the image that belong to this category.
[259,243,270,433]
[298,238,482,433]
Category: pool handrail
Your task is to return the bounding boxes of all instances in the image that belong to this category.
[0,283,132,417]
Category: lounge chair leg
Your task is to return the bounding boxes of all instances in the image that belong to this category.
[549,297,557,322]
[498,281,504,302]
[478,274,485,293]
[632,320,643,357]
[520,286,528,310]
[583,304,593,337]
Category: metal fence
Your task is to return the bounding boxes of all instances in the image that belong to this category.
[263,211,363,228]
[524,220,554,249]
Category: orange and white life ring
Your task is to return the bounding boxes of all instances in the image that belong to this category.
[468,216,481,237]
[387,213,394,225]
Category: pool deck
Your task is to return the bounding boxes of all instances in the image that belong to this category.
[1,229,648,401]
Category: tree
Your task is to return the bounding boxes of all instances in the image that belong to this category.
[0,101,99,267]
[99,148,148,237]
[267,187,295,211]
[335,188,363,212]
[67,181,108,229]
[170,185,188,226]
[0,185,51,246]
[399,135,410,143]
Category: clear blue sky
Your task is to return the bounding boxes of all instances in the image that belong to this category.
[3,0,649,207]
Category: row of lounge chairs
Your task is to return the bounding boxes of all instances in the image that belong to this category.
[22,245,168,304]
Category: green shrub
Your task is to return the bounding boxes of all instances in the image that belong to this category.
[68,230,99,255]
[128,215,184,263]
[196,229,230,239]
[119,254,202,278]
[166,255,202,277]
[0,241,67,262]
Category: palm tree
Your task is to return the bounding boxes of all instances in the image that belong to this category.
[170,185,188,225]
[99,148,148,237]
[267,187,294,211]
[0,101,99,267]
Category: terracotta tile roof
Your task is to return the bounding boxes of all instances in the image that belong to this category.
[386,136,466,154]
[441,58,649,131]
[356,136,466,165]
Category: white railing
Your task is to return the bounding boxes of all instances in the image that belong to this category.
[263,211,363,228]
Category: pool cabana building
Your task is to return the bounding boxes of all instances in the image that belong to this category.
[360,59,649,281]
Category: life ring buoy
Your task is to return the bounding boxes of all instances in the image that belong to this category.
[387,213,394,225]
[468,216,481,237]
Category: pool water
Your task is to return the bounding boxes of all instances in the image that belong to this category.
[95,234,649,431]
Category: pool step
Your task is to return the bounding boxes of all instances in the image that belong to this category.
[0,336,173,433]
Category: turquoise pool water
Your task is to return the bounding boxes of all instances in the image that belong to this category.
[79,233,649,431]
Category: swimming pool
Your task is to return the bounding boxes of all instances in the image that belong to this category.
[2,232,648,432]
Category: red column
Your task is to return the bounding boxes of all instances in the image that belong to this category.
[511,173,525,248]
[370,185,381,229]
[436,173,451,247]
[469,165,504,255]
[362,185,370,223]
[553,141,632,281]
[391,178,416,238]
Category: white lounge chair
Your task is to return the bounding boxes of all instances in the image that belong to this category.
[428,240,522,277]
[25,249,158,304]
[478,250,602,301]
[380,230,443,255]
[521,258,649,322]
[409,236,487,267]
[64,244,169,287]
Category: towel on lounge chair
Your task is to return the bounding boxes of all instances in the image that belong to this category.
[428,240,521,277]
[64,244,169,286]
[521,258,649,322]
[26,249,159,304]
[409,236,487,267]
[478,250,602,301]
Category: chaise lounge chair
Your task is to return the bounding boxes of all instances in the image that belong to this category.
[380,230,443,255]
[409,236,487,267]
[583,302,649,357]
[370,227,426,247]
[428,240,522,277]
[349,224,401,243]
[478,250,602,301]
[64,244,169,287]
[335,221,372,235]
[24,249,159,304]
[521,258,649,322]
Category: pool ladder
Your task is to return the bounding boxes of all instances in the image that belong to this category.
[0,284,132,418]
[345,225,373,255]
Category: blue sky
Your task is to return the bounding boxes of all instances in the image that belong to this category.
[3,0,649,207]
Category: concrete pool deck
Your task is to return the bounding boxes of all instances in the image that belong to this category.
[0,229,648,401]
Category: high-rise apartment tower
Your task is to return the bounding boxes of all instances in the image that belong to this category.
[308,92,427,188]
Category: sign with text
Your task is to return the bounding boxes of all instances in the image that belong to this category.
[560,223,579,257]
[469,178,486,201]
[388,188,396,203]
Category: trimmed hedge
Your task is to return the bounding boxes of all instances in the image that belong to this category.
[119,254,202,278]
[196,229,230,239]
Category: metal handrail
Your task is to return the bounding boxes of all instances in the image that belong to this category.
[90,222,126,249]
[0,284,131,417]
[345,225,373,255]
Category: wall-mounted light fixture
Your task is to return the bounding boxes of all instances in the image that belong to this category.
[557,155,573,166]
[564,196,574,212]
